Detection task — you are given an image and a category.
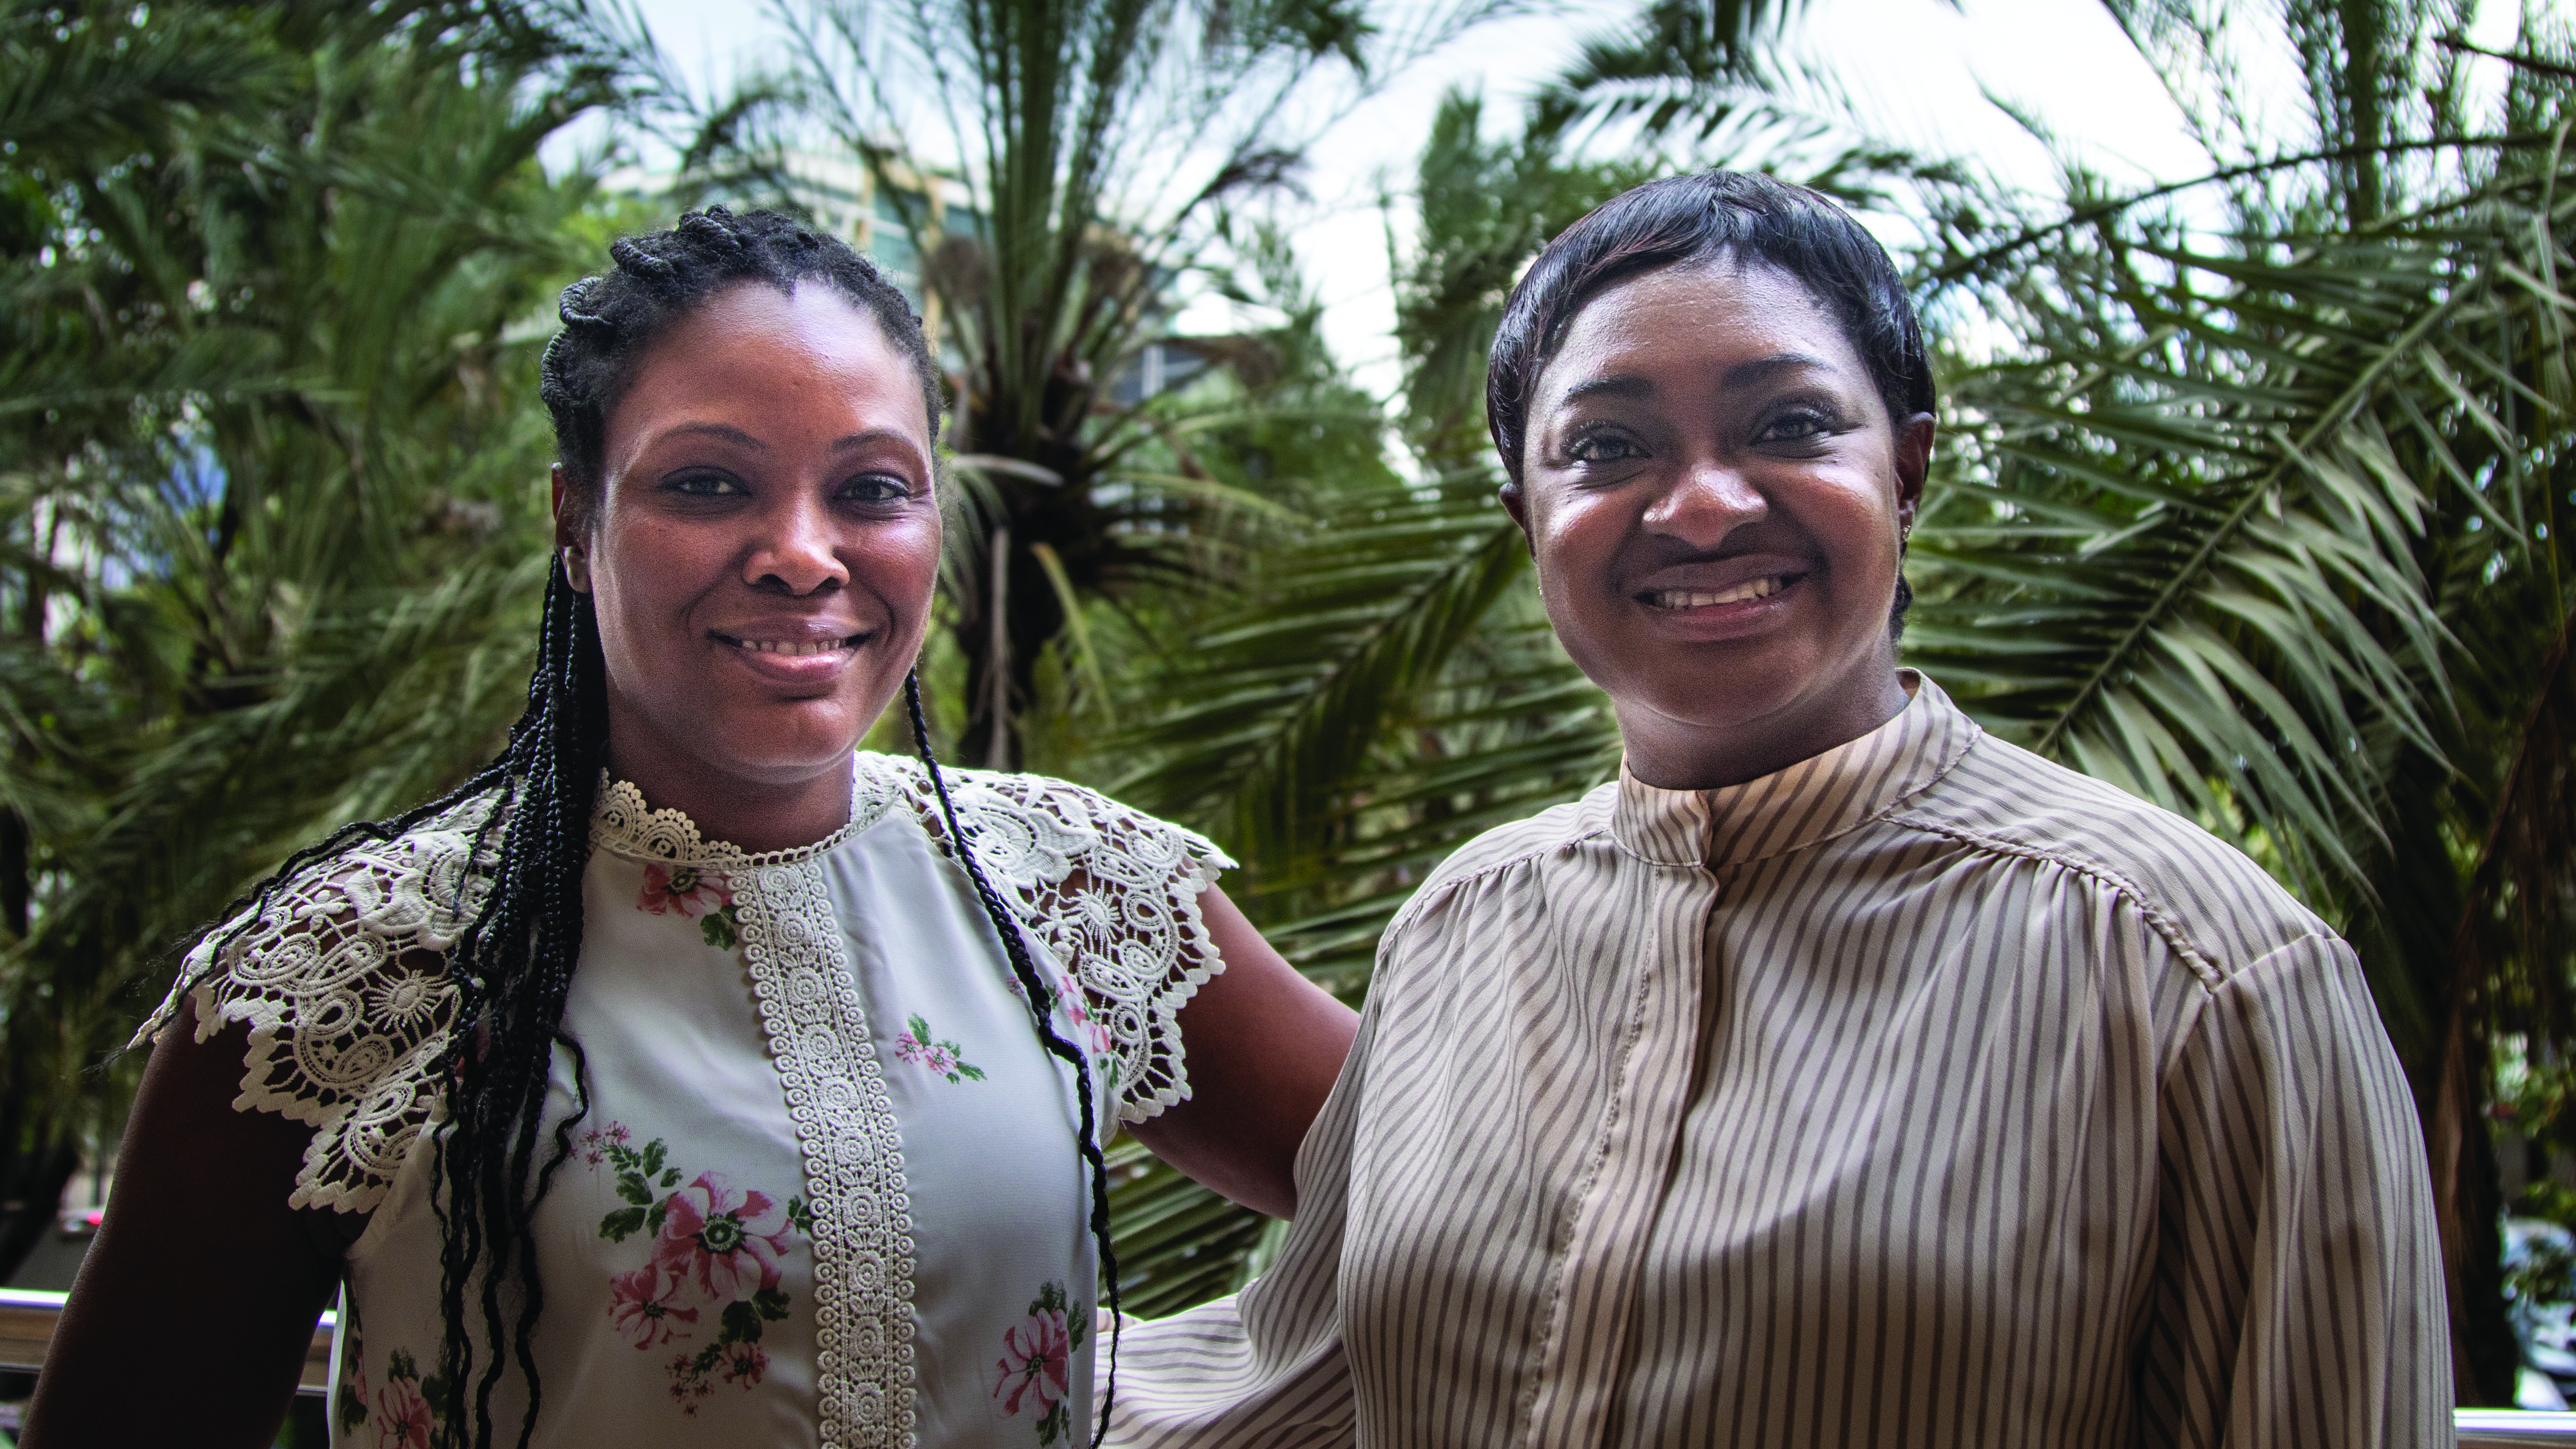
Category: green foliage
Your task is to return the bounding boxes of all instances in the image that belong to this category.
[0,0,642,1277]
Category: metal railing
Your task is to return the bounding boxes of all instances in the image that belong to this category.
[6,1285,2576,1438]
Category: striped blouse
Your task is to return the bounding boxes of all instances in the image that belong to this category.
[1109,672,2451,1447]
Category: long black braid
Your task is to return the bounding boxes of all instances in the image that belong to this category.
[184,206,1122,1448]
[903,672,1123,1444]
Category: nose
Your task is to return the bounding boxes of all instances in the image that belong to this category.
[1642,456,1767,550]
[745,493,849,595]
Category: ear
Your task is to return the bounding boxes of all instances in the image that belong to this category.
[1892,412,1935,535]
[1498,479,1535,556]
[550,465,594,594]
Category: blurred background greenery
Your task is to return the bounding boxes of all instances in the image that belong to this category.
[2,0,2573,1415]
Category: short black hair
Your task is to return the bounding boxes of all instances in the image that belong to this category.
[539,205,942,511]
[1484,171,1933,486]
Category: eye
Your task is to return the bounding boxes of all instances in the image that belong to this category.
[837,473,915,505]
[663,470,748,498]
[1753,407,1834,445]
[1566,430,1646,464]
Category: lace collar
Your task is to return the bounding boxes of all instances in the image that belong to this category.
[1610,670,1979,869]
[589,754,902,866]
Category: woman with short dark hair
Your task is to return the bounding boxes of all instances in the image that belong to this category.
[27,207,1357,1449]
[1109,172,2448,1448]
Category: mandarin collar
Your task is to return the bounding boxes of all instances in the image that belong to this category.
[1610,671,1979,869]
[590,753,902,866]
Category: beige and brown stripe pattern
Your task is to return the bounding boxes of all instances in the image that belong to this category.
[1110,672,2451,1447]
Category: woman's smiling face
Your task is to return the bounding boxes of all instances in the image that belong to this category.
[561,279,939,804]
[1507,257,1932,788]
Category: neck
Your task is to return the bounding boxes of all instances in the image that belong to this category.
[1619,666,1911,792]
[602,719,856,855]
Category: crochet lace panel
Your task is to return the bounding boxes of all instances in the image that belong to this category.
[134,789,507,1215]
[882,759,1236,1129]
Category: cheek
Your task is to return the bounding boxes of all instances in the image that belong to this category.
[1810,477,1904,590]
[849,517,943,620]
[1530,493,1621,591]
[588,519,723,650]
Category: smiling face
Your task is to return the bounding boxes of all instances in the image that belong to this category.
[1505,257,1933,789]
[557,280,939,836]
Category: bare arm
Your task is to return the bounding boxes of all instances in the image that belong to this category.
[24,996,350,1449]
[1125,885,1359,1220]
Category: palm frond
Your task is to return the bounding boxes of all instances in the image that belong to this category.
[1911,161,2576,903]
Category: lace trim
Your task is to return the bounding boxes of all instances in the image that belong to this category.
[589,761,896,865]
[133,790,506,1215]
[883,759,1237,1128]
[732,850,916,1448]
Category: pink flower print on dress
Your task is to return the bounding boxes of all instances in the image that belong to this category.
[637,863,730,917]
[374,1373,435,1449]
[609,1263,699,1349]
[895,1014,987,1083]
[577,1120,632,1166]
[654,1172,793,1302]
[993,1280,1088,1443]
[1057,976,1115,1058]
[584,1125,805,1413]
[638,864,743,948]
[992,1310,1071,1418]
[667,1353,718,1415]
[720,1341,770,1388]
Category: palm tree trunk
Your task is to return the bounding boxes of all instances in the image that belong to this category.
[2430,603,2576,1403]
[2429,1005,2522,1403]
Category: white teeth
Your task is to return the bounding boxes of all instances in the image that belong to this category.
[1648,576,1787,609]
[732,637,853,657]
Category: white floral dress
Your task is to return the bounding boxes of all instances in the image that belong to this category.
[137,754,1234,1449]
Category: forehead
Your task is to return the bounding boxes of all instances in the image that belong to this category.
[609,280,930,443]
[1533,259,1865,406]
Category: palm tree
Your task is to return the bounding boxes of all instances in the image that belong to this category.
[0,0,647,1278]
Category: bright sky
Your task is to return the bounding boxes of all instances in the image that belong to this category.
[619,0,2539,397]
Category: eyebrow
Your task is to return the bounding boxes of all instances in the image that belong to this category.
[829,428,916,453]
[1560,374,1654,405]
[662,421,764,450]
[1554,352,1841,408]
[1723,351,1837,387]
[653,423,922,458]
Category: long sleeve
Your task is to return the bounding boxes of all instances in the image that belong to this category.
[1105,1003,1374,1447]
[2140,932,2453,1447]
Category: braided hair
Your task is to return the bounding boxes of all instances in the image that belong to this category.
[190,207,1121,1448]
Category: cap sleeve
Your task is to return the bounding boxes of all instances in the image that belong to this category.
[891,762,1236,1127]
[132,790,503,1214]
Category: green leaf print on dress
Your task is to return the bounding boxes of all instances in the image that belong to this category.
[895,1014,987,1083]
[582,1122,805,1416]
[990,1280,1090,1445]
[636,863,742,950]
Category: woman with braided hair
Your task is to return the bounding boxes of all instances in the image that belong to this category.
[27,206,1357,1449]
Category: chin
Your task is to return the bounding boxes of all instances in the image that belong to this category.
[1616,657,1817,732]
[703,706,874,782]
